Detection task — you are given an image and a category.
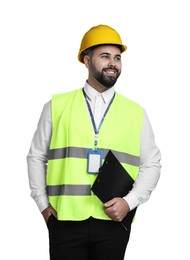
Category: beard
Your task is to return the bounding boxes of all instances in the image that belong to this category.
[90,63,121,88]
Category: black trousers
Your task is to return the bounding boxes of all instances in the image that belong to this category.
[47,216,131,260]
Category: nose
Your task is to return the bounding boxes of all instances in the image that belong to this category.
[108,57,116,67]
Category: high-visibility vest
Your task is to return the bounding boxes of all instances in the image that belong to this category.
[47,89,144,221]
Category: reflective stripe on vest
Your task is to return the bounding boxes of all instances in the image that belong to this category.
[47,184,91,196]
[48,147,140,166]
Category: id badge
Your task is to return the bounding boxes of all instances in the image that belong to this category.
[87,149,103,174]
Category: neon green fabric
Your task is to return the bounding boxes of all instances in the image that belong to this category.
[47,89,144,220]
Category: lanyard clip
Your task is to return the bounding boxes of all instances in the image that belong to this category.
[94,133,98,148]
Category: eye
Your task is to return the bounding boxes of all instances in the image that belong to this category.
[115,56,121,61]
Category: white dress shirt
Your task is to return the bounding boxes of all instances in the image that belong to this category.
[27,82,161,213]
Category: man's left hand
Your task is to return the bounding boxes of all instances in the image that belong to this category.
[104,198,130,222]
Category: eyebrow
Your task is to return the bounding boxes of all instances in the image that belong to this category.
[100,52,121,58]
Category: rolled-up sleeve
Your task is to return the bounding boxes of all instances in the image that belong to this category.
[124,109,162,210]
[26,101,52,212]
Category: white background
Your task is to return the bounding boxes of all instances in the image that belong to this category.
[0,0,190,259]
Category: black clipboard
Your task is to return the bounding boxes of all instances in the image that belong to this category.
[91,150,137,229]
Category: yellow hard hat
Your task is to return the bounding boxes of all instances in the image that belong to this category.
[78,24,127,63]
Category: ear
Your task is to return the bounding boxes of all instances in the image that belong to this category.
[83,55,90,68]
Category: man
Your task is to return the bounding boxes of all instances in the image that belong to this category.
[27,24,161,260]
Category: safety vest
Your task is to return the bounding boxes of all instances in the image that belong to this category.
[47,88,144,221]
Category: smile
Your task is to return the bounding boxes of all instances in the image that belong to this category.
[103,69,117,75]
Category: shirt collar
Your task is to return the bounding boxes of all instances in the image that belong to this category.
[83,81,115,104]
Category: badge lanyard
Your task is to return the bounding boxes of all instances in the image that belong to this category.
[82,88,115,149]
